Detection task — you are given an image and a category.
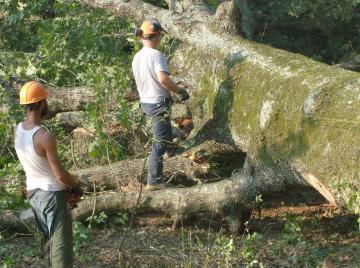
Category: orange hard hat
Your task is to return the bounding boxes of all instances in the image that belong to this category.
[139,18,165,36]
[19,81,48,105]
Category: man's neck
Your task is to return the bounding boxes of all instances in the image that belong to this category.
[143,42,158,49]
[24,112,42,127]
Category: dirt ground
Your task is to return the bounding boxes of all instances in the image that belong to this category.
[1,187,359,268]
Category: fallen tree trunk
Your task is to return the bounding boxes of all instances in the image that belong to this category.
[53,111,86,130]
[73,0,360,206]
[46,86,95,116]
[0,140,251,232]
[74,140,242,191]
[0,160,304,233]
[2,77,96,116]
[1,77,137,116]
[0,210,37,233]
[74,155,209,191]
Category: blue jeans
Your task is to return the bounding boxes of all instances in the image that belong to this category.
[141,99,172,185]
[29,190,73,268]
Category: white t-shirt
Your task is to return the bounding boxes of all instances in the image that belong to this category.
[132,46,171,104]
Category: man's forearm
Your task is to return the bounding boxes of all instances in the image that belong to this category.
[159,75,182,93]
[57,171,77,188]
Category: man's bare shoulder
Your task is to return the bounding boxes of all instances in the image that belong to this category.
[35,128,55,145]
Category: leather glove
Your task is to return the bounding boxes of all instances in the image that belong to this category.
[176,88,190,102]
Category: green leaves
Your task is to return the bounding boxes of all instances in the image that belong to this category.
[330,178,360,231]
[251,0,360,63]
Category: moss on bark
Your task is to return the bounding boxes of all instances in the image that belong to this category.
[171,43,360,203]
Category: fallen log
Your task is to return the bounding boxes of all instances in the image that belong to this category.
[1,159,303,233]
[2,77,96,116]
[0,209,37,233]
[1,76,137,116]
[53,111,86,131]
[46,86,95,116]
[74,140,241,191]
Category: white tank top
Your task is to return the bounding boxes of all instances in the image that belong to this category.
[15,123,65,191]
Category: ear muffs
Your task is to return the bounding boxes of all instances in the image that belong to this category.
[151,21,161,32]
[133,28,143,37]
[150,18,162,33]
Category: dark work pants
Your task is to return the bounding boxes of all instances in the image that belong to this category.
[29,190,73,268]
[141,100,172,185]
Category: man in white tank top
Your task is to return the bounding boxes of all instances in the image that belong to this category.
[132,19,190,190]
[14,81,80,268]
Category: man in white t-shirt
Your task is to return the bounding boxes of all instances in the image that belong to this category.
[132,18,190,190]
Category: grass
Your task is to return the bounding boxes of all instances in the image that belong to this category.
[1,196,359,267]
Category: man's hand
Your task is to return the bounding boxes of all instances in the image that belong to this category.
[66,183,83,209]
[157,72,190,100]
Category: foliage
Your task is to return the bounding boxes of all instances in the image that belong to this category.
[204,0,222,11]
[250,0,360,64]
[72,221,92,259]
[113,212,129,226]
[0,85,23,175]
[240,232,264,267]
[0,0,48,51]
[0,84,28,210]
[86,211,109,228]
[330,178,360,230]
[36,3,131,86]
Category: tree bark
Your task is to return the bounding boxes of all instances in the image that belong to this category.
[73,140,241,191]
[0,159,302,233]
[2,77,96,116]
[1,76,136,116]
[0,140,251,232]
[53,111,86,130]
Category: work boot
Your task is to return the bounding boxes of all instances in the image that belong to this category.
[163,150,175,159]
[145,183,173,191]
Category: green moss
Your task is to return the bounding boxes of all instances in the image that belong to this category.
[172,43,360,193]
[204,0,223,11]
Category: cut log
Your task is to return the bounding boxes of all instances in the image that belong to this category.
[72,140,236,192]
[0,209,37,233]
[0,159,302,233]
[46,86,95,116]
[1,76,136,116]
[53,111,86,131]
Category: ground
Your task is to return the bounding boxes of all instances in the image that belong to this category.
[1,187,359,267]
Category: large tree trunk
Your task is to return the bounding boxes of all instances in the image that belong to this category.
[85,141,246,191]
[73,0,360,207]
[0,140,249,232]
[74,153,212,192]
[1,76,139,116]
[0,160,302,233]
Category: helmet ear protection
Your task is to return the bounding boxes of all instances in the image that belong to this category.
[133,28,142,37]
[151,18,162,32]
